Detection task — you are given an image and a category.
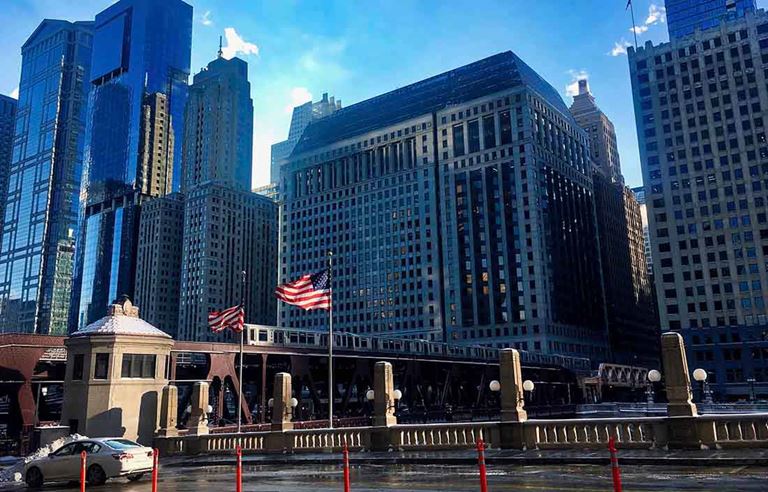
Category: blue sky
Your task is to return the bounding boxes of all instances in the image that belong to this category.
[2,0,767,188]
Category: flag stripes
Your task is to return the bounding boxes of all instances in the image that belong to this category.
[275,269,332,311]
[208,304,245,333]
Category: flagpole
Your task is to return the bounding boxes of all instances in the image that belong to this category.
[327,250,334,429]
[238,270,246,434]
[628,0,639,49]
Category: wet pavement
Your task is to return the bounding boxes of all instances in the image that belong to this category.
[4,462,767,491]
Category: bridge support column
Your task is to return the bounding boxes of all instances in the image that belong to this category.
[188,382,209,436]
[373,361,396,427]
[498,349,527,449]
[157,385,178,437]
[271,372,293,431]
[661,332,697,418]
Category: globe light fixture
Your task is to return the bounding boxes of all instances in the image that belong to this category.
[366,389,375,401]
[692,368,708,382]
[489,380,501,392]
[267,398,274,408]
[206,404,213,414]
[647,369,662,383]
[393,389,402,400]
[522,380,535,392]
[290,397,299,408]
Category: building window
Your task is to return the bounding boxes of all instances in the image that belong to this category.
[453,125,465,157]
[468,120,480,153]
[94,353,109,380]
[121,354,157,379]
[73,354,84,381]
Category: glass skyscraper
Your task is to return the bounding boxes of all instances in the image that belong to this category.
[0,95,16,241]
[72,0,192,330]
[0,20,93,334]
[666,0,757,40]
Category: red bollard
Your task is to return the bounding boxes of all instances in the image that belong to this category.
[80,450,86,492]
[608,436,623,492]
[152,448,159,492]
[342,441,351,492]
[236,445,242,492]
[476,438,488,492]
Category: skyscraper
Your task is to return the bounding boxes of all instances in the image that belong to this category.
[0,95,16,234]
[178,54,277,341]
[134,192,183,336]
[629,9,768,398]
[0,20,93,334]
[569,80,658,366]
[280,52,609,360]
[72,0,192,330]
[631,186,654,277]
[666,0,757,40]
[270,93,342,186]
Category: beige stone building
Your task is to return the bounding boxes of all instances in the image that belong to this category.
[61,298,173,444]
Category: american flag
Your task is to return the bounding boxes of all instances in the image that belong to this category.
[275,269,332,310]
[208,304,245,333]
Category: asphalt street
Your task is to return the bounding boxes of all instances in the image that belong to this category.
[4,462,767,491]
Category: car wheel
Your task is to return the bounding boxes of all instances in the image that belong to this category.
[126,473,144,482]
[86,464,107,486]
[25,467,44,489]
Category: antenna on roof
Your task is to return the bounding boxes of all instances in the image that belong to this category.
[218,35,223,58]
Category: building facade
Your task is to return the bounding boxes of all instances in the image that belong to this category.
[72,0,192,330]
[0,20,93,334]
[569,80,658,366]
[632,186,655,277]
[270,93,342,185]
[280,52,610,360]
[629,10,768,398]
[666,0,757,41]
[0,95,17,234]
[178,54,277,341]
[134,193,183,336]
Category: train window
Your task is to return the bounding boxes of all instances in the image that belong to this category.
[258,331,268,342]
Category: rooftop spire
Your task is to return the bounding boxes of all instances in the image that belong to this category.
[218,35,223,58]
[578,79,590,96]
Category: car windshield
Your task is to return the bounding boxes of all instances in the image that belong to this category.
[104,439,141,450]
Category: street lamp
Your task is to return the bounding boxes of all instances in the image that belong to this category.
[489,380,501,392]
[692,368,714,404]
[522,380,535,393]
[646,369,661,404]
[365,389,375,401]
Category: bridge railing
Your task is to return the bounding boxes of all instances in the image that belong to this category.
[154,413,768,455]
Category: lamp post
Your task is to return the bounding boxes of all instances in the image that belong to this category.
[646,369,661,405]
[489,379,535,399]
[692,368,714,404]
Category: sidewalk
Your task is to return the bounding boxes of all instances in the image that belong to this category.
[165,447,768,468]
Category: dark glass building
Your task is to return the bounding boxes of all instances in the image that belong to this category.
[281,52,609,361]
[0,20,93,334]
[72,0,192,330]
[0,95,16,240]
[666,0,757,40]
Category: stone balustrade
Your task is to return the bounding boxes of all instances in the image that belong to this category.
[392,422,499,450]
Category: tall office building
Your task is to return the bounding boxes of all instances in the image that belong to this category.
[178,54,277,341]
[0,95,16,233]
[666,0,757,40]
[629,10,768,398]
[72,0,192,330]
[270,93,342,185]
[570,80,623,183]
[632,186,654,276]
[281,52,609,360]
[569,80,658,366]
[0,20,93,334]
[134,192,183,336]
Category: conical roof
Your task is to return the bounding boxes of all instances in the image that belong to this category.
[70,298,171,339]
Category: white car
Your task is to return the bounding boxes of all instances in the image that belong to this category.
[24,438,154,488]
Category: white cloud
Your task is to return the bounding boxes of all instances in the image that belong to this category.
[646,4,666,25]
[199,10,213,26]
[297,38,349,81]
[565,70,588,97]
[9,87,19,99]
[221,27,259,60]
[610,40,633,57]
[284,87,313,114]
[630,25,649,34]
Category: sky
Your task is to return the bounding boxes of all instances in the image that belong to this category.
[2,0,767,189]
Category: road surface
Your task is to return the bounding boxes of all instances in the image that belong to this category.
[4,462,767,491]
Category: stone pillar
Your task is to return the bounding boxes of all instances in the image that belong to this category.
[373,361,396,427]
[157,385,178,437]
[661,332,697,417]
[271,372,293,431]
[499,349,527,423]
[188,381,209,436]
